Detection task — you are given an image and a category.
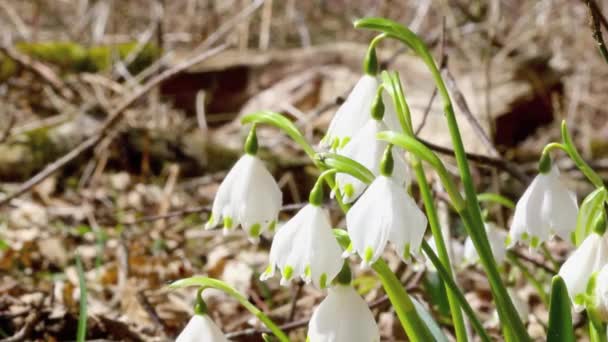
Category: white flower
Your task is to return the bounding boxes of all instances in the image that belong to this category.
[205,154,282,240]
[558,232,608,310]
[593,264,608,322]
[464,223,508,265]
[335,119,410,203]
[509,167,578,247]
[261,204,343,288]
[176,315,229,342]
[322,75,378,149]
[307,284,380,342]
[346,175,427,266]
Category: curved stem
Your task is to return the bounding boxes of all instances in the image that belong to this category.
[170,277,289,342]
[384,71,468,342]
[372,259,434,341]
[422,241,491,342]
[561,120,604,188]
[356,18,530,341]
[477,192,515,209]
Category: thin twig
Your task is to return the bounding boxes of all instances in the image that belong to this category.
[0,44,228,207]
[586,0,608,64]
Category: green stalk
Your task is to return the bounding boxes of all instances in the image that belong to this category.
[590,322,607,342]
[170,277,289,342]
[384,71,468,342]
[422,241,491,342]
[372,259,435,341]
[356,18,530,341]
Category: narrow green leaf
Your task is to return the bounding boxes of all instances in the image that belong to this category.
[410,295,449,342]
[575,187,607,246]
[76,255,87,342]
[547,275,575,342]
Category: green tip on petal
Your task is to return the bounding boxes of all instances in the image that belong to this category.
[364,246,374,264]
[339,137,350,149]
[263,265,273,275]
[504,235,512,247]
[249,223,261,238]
[205,213,215,228]
[223,216,233,230]
[331,137,340,150]
[305,265,311,278]
[530,236,540,248]
[344,183,354,198]
[402,243,411,260]
[319,273,328,289]
[267,220,277,233]
[521,232,529,241]
[283,265,294,281]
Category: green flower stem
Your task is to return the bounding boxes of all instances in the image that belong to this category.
[372,259,435,341]
[541,244,560,271]
[356,17,530,341]
[590,322,607,342]
[476,192,515,209]
[506,253,548,306]
[169,277,289,342]
[561,120,604,188]
[384,71,468,342]
[422,241,491,342]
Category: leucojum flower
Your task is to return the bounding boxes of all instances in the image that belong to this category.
[260,176,343,288]
[320,45,401,150]
[334,89,410,203]
[346,145,427,266]
[308,284,380,342]
[509,163,578,248]
[176,292,228,342]
[558,231,608,310]
[205,128,282,240]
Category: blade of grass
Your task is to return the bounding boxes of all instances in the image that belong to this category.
[76,255,88,342]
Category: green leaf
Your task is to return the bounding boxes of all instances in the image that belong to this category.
[547,275,575,342]
[76,255,88,342]
[423,272,451,316]
[575,187,607,246]
[410,295,449,342]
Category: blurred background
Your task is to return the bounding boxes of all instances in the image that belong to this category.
[0,0,606,341]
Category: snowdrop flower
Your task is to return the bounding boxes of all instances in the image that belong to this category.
[308,284,380,342]
[559,232,608,310]
[321,75,379,149]
[176,314,228,342]
[335,118,410,203]
[346,148,427,266]
[464,223,508,265]
[509,166,578,247]
[260,201,343,288]
[205,129,282,240]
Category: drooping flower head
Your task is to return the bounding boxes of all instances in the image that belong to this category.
[346,146,427,266]
[205,128,282,241]
[307,284,380,342]
[558,232,608,310]
[261,178,343,288]
[508,166,578,247]
[176,315,229,342]
[335,118,410,204]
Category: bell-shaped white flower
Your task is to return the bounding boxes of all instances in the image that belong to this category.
[176,314,229,342]
[335,119,410,203]
[509,167,578,247]
[260,204,343,288]
[205,154,282,240]
[464,223,508,265]
[346,175,427,266]
[559,232,608,310]
[321,75,379,149]
[307,284,380,342]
